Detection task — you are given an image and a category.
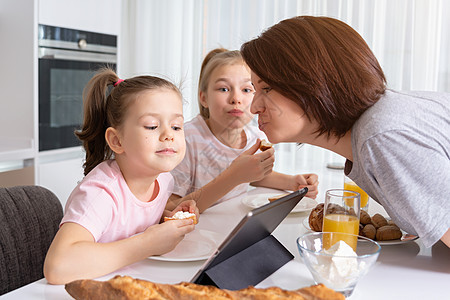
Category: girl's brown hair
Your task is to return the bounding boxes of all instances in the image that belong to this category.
[241,16,386,138]
[76,68,182,175]
[198,48,246,119]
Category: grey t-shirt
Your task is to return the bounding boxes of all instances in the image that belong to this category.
[347,89,450,247]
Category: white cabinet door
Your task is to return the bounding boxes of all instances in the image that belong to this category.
[39,0,121,35]
[38,157,84,209]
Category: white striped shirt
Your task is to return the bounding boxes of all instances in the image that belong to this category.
[171,115,266,206]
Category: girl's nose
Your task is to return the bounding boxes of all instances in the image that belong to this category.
[160,126,174,142]
[230,91,242,105]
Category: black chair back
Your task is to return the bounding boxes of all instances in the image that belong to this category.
[0,186,63,295]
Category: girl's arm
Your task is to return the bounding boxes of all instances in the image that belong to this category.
[251,172,319,199]
[167,142,275,213]
[44,220,194,285]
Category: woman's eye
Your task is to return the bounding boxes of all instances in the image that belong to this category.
[262,87,272,94]
[145,126,158,130]
[218,87,229,92]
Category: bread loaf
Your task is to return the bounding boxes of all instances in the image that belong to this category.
[65,275,345,300]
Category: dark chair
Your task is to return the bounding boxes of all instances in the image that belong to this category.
[0,185,63,295]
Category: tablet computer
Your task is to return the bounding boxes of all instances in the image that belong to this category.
[191,187,308,290]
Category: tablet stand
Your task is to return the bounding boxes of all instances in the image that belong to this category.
[194,234,294,290]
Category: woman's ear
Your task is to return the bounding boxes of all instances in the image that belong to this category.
[105,127,124,154]
[199,91,208,108]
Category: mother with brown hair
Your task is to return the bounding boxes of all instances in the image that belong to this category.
[241,16,450,248]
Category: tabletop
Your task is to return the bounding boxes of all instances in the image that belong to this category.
[2,166,449,299]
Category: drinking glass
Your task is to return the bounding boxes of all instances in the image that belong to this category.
[322,189,360,251]
[344,176,369,211]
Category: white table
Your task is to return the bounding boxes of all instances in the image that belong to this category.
[2,167,449,299]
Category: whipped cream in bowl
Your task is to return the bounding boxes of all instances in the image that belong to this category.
[297,232,381,297]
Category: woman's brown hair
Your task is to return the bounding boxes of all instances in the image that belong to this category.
[75,67,182,175]
[198,48,247,119]
[241,16,386,138]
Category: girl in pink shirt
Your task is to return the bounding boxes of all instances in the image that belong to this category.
[44,68,198,284]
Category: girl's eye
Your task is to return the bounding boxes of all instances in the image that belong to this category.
[145,126,158,130]
[243,88,254,93]
[172,126,182,131]
[218,87,229,92]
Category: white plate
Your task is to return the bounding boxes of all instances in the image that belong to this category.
[148,229,223,262]
[302,217,313,231]
[301,218,419,245]
[371,234,419,245]
[241,194,318,213]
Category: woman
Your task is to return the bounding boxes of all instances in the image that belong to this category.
[241,16,450,248]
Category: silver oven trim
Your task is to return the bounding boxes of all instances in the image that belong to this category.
[39,39,117,54]
[38,48,117,64]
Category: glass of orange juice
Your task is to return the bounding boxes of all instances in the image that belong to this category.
[344,176,369,211]
[322,189,360,251]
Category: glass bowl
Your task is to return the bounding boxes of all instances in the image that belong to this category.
[297,232,381,297]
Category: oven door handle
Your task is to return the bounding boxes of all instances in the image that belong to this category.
[38,48,116,64]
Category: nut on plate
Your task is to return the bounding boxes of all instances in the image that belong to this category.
[371,213,388,229]
[360,210,372,225]
[376,225,403,241]
[309,203,324,232]
[361,224,376,240]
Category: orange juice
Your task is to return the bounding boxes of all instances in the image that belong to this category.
[323,214,359,251]
[344,181,369,209]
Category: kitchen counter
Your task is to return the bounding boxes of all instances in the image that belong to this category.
[0,138,35,166]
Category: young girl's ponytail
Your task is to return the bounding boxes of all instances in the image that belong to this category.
[76,68,182,176]
[76,68,118,175]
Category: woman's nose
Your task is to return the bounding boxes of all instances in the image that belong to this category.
[250,93,263,114]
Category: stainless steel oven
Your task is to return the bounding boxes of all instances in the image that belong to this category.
[38,24,117,151]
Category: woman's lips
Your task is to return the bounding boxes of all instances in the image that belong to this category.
[258,120,268,131]
[228,109,244,116]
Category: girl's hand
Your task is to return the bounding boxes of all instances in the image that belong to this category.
[170,200,199,222]
[293,173,319,199]
[143,219,194,256]
[227,139,275,184]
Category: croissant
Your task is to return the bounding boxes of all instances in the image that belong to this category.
[65,275,345,300]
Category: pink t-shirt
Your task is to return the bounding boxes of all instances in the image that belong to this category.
[61,160,173,243]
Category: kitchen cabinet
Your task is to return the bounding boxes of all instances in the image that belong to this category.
[0,0,120,205]
[38,150,85,209]
[0,0,37,164]
[39,0,121,35]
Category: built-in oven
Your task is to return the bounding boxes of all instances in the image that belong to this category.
[38,24,117,151]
